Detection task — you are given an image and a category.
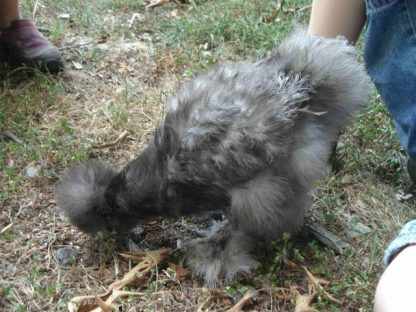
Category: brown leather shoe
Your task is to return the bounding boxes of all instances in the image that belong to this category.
[1,19,63,73]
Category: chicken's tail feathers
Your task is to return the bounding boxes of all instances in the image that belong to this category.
[267,29,372,131]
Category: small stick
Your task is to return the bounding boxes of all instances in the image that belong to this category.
[226,291,256,312]
[110,248,171,290]
[92,130,130,149]
[146,0,171,9]
[306,222,350,253]
[296,4,312,12]
[225,287,292,312]
[68,248,171,312]
[94,295,112,312]
[197,295,215,312]
[264,1,283,23]
[32,0,39,20]
[68,290,145,312]
[0,131,23,144]
[59,41,93,51]
[293,285,317,312]
[1,223,13,234]
[304,266,343,305]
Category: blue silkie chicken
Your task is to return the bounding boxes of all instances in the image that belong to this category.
[55,30,371,286]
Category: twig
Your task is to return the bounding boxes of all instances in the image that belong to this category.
[306,222,350,254]
[110,248,171,290]
[59,41,93,51]
[94,295,112,312]
[146,0,171,9]
[293,285,317,312]
[0,131,23,144]
[128,13,142,28]
[296,4,312,12]
[0,223,13,234]
[264,1,283,23]
[303,266,343,305]
[226,291,255,312]
[113,255,120,276]
[36,26,51,34]
[92,130,130,149]
[68,289,145,312]
[225,287,291,312]
[68,248,171,312]
[283,4,312,14]
[197,295,215,312]
[32,0,39,20]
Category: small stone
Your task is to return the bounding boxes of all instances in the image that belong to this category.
[345,229,361,239]
[345,222,371,239]
[1,263,14,278]
[180,284,189,296]
[202,51,212,57]
[26,165,40,178]
[54,246,78,266]
[129,226,145,243]
[73,62,83,70]
[353,222,371,234]
[126,239,141,251]
[57,13,71,19]
[395,192,413,201]
[361,257,370,269]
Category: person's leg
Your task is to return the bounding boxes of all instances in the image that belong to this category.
[374,219,416,311]
[308,0,366,44]
[375,245,416,312]
[364,0,416,183]
[0,0,20,28]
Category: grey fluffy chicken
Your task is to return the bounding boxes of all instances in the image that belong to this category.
[55,30,371,286]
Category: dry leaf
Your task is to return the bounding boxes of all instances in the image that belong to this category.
[97,266,112,279]
[287,260,301,271]
[169,9,180,18]
[168,263,190,281]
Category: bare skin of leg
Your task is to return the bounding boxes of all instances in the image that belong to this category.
[308,0,366,44]
[374,245,416,312]
[0,0,20,29]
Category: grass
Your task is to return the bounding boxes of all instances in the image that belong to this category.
[1,0,415,311]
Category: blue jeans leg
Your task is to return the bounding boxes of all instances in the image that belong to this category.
[364,0,416,161]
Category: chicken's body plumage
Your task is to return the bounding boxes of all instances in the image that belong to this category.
[56,30,371,286]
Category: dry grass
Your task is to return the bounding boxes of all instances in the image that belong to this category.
[1,1,415,311]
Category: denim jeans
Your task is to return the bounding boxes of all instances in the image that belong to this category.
[364,0,416,160]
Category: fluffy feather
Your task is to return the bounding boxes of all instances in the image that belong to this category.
[55,30,371,286]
